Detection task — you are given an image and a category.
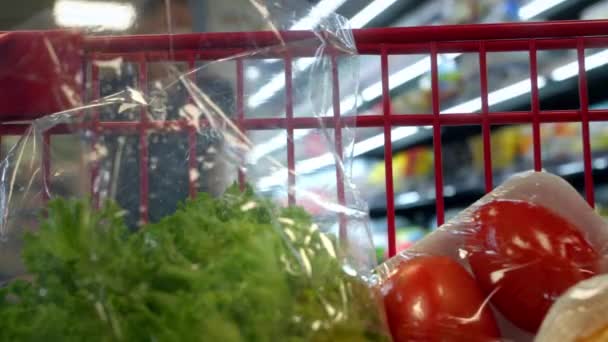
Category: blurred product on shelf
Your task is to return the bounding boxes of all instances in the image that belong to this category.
[488,0,521,22]
[439,0,519,24]
[363,119,608,238]
[362,122,608,208]
[469,126,521,176]
[391,55,464,114]
[442,140,477,188]
[371,216,427,262]
[367,147,434,197]
[542,123,583,161]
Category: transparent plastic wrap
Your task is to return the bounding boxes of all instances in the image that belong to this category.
[0,2,390,340]
[376,171,608,341]
[537,273,608,342]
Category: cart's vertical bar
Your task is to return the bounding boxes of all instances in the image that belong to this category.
[431,43,445,226]
[138,55,149,224]
[381,48,396,257]
[479,42,493,193]
[82,52,89,105]
[529,41,542,172]
[187,56,198,199]
[577,39,595,206]
[81,54,91,200]
[236,59,246,191]
[90,60,101,206]
[41,133,51,202]
[285,55,296,205]
[331,53,347,243]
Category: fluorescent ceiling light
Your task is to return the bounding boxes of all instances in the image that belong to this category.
[519,0,568,20]
[291,0,348,30]
[247,73,286,108]
[361,53,462,102]
[359,0,568,106]
[323,95,360,116]
[256,153,334,190]
[362,58,430,101]
[248,129,312,163]
[256,126,419,189]
[251,95,359,163]
[255,0,568,111]
[54,0,136,31]
[254,0,570,179]
[488,77,547,106]
[274,75,546,182]
[296,58,316,71]
[550,49,608,81]
[258,74,554,182]
[442,77,547,113]
[247,59,315,108]
[298,126,418,172]
[350,0,399,28]
[296,153,335,174]
[249,0,395,108]
[353,126,418,156]
[441,94,482,114]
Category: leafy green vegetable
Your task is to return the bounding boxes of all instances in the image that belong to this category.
[0,185,389,341]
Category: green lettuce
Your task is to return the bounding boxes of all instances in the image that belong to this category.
[0,185,389,341]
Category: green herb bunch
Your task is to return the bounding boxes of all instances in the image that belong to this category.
[0,185,389,341]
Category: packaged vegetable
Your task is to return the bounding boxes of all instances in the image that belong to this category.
[377,171,608,341]
[0,187,388,341]
[0,1,390,340]
[537,274,608,342]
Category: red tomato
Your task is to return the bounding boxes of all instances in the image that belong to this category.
[382,256,500,341]
[468,200,599,333]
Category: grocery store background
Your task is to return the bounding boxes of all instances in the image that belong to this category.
[3,0,608,261]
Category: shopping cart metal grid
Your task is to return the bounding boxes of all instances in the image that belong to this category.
[3,19,608,257]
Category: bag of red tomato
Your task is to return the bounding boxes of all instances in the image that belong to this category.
[375,171,608,341]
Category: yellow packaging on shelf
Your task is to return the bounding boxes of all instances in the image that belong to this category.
[469,126,521,172]
[369,152,408,186]
[412,148,434,178]
[591,122,608,151]
[368,147,433,188]
[368,161,385,185]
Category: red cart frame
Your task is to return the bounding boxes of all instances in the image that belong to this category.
[3,19,608,257]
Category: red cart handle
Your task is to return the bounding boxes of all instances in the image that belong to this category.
[0,30,84,120]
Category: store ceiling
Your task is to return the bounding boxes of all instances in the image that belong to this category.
[1,0,600,32]
[0,0,417,31]
[0,0,55,29]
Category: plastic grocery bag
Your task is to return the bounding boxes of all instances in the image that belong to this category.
[376,171,608,341]
[537,273,608,342]
[0,1,390,340]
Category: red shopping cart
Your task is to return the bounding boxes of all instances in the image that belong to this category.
[2,19,608,258]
